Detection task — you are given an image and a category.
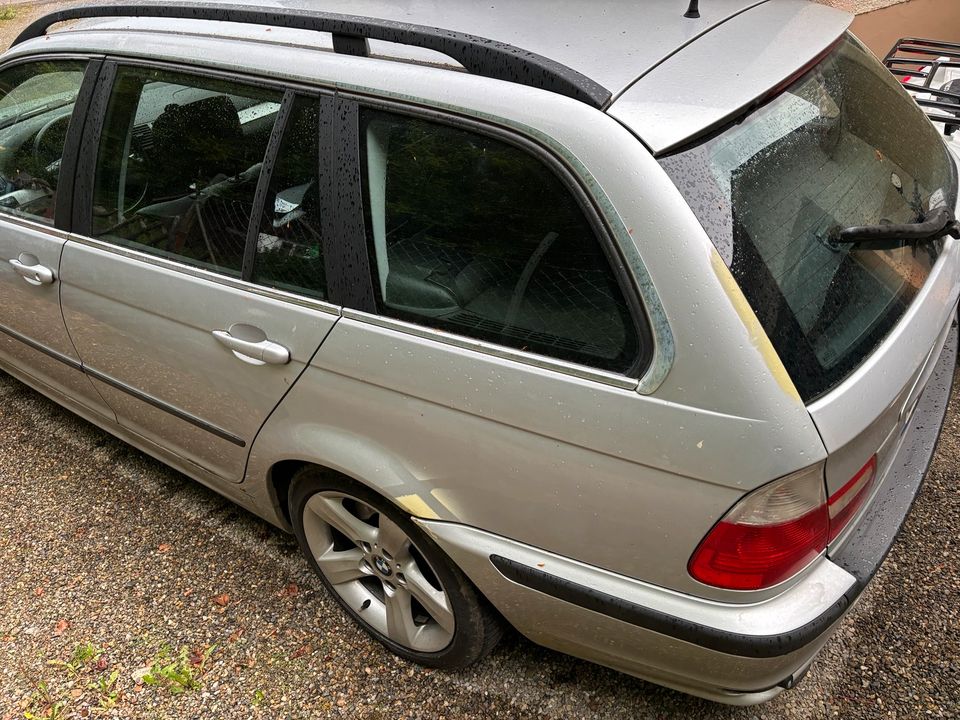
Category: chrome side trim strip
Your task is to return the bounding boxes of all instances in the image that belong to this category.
[0,322,82,370]
[0,213,72,242]
[83,366,246,447]
[0,320,245,447]
[341,308,640,391]
[66,234,341,316]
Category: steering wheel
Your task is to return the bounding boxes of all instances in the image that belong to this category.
[504,231,559,331]
[32,113,71,171]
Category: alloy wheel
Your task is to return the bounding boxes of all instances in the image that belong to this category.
[301,491,456,653]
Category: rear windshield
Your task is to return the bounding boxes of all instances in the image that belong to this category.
[661,34,958,401]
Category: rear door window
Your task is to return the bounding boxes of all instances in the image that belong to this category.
[360,110,640,373]
[91,66,283,276]
[251,96,326,299]
[0,60,86,225]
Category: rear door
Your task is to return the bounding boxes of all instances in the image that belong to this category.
[60,62,338,481]
[0,56,115,419]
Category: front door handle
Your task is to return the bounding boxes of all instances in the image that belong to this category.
[212,326,290,366]
[9,257,55,286]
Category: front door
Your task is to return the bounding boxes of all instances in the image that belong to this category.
[0,57,115,419]
[60,63,338,481]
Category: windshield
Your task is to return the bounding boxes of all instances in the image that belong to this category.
[0,69,82,124]
[661,34,958,401]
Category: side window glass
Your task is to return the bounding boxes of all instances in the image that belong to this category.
[92,66,283,276]
[252,96,326,299]
[360,111,639,372]
[0,60,86,225]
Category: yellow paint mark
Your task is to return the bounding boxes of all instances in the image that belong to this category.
[710,250,802,404]
[396,493,441,520]
[429,488,462,519]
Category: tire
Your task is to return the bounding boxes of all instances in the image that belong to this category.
[289,466,502,669]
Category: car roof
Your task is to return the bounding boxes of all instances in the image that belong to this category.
[610,0,852,154]
[13,0,852,153]
[209,0,771,98]
[23,0,775,102]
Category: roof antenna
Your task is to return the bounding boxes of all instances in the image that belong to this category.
[684,0,700,18]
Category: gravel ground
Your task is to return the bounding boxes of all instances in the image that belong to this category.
[0,1,957,719]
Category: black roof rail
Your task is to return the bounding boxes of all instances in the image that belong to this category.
[12,1,612,109]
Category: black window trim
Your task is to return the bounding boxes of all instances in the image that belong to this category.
[246,89,338,300]
[324,96,377,312]
[56,56,104,232]
[335,92,655,381]
[71,57,114,235]
[241,87,296,282]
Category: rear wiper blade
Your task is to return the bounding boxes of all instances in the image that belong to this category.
[830,206,960,249]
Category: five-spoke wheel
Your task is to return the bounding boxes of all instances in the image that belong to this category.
[290,467,501,668]
[302,490,456,652]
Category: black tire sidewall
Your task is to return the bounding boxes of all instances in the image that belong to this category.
[289,467,490,669]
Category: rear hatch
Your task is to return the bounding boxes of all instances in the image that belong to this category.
[657,34,960,510]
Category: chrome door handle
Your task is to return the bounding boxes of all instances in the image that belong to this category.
[9,258,55,286]
[212,328,290,366]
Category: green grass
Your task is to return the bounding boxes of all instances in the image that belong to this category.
[22,681,66,720]
[89,669,121,710]
[47,642,103,676]
[0,6,17,22]
[142,645,215,696]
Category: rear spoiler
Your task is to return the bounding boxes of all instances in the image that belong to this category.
[884,37,960,135]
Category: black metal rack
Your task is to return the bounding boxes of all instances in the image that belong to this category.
[884,37,960,135]
[12,1,612,109]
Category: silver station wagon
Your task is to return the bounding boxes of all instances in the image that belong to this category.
[1,0,958,705]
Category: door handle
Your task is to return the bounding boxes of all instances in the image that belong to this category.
[9,257,55,286]
[212,328,290,366]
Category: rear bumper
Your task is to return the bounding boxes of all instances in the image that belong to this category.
[417,322,957,705]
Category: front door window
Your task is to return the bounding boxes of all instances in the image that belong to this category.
[0,60,86,225]
[91,66,283,276]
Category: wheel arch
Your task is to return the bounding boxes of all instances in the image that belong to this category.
[249,426,457,532]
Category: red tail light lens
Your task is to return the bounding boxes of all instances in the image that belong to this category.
[689,457,878,591]
[688,468,828,591]
[827,456,877,543]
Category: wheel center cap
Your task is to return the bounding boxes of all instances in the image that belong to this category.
[373,555,392,576]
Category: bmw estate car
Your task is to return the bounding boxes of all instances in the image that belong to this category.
[0,0,957,705]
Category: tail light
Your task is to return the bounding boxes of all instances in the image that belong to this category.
[689,457,877,591]
[827,456,877,543]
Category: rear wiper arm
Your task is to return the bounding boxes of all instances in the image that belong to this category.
[830,206,960,250]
